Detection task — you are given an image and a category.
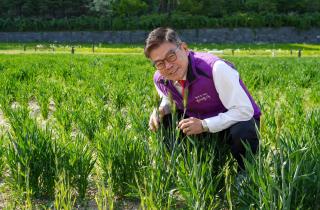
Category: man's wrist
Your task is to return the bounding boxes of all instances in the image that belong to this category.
[201,120,209,132]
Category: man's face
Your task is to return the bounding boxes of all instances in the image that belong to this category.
[149,42,189,81]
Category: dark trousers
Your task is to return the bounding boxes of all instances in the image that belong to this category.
[161,113,260,171]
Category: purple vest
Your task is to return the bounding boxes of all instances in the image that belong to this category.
[154,51,261,120]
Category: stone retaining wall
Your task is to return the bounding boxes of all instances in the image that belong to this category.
[0,27,319,43]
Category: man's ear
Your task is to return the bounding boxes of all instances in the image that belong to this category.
[181,42,188,51]
[180,42,189,55]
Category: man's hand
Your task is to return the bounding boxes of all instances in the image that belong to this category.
[149,107,165,132]
[178,117,205,135]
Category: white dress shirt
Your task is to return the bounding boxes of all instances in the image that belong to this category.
[156,60,254,133]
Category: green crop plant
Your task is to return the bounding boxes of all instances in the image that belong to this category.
[175,137,232,210]
[54,106,74,134]
[0,45,319,208]
[95,164,115,210]
[134,133,176,209]
[5,106,56,198]
[75,100,109,141]
[96,129,148,196]
[238,107,320,209]
[54,170,76,210]
[111,88,129,111]
[0,137,4,179]
[35,87,50,120]
[51,134,96,202]
[67,135,96,200]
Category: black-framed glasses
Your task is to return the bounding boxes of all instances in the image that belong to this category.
[152,45,180,70]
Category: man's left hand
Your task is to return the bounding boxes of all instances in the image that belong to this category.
[178,117,204,135]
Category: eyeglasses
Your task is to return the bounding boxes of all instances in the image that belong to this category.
[152,45,180,70]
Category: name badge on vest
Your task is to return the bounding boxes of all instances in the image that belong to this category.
[195,93,211,103]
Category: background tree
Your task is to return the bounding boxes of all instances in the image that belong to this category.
[90,0,114,16]
[113,0,148,17]
[245,0,278,13]
[0,0,319,31]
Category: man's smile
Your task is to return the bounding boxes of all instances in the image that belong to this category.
[169,68,178,75]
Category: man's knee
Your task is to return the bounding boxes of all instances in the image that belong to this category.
[230,118,259,140]
[229,118,260,153]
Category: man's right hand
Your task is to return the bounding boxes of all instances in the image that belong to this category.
[149,107,165,132]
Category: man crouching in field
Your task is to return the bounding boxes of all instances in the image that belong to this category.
[145,27,261,171]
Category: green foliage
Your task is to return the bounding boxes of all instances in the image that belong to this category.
[67,136,96,200]
[0,50,319,208]
[175,139,228,209]
[97,129,148,196]
[89,0,113,16]
[53,136,96,201]
[113,0,148,17]
[134,134,175,209]
[0,0,320,31]
[54,170,76,210]
[0,137,4,179]
[240,127,320,209]
[0,12,320,31]
[5,106,56,198]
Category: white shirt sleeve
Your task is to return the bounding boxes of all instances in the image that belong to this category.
[157,80,184,115]
[204,60,254,133]
[155,84,171,115]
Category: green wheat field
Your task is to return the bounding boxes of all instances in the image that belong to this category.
[0,43,319,209]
